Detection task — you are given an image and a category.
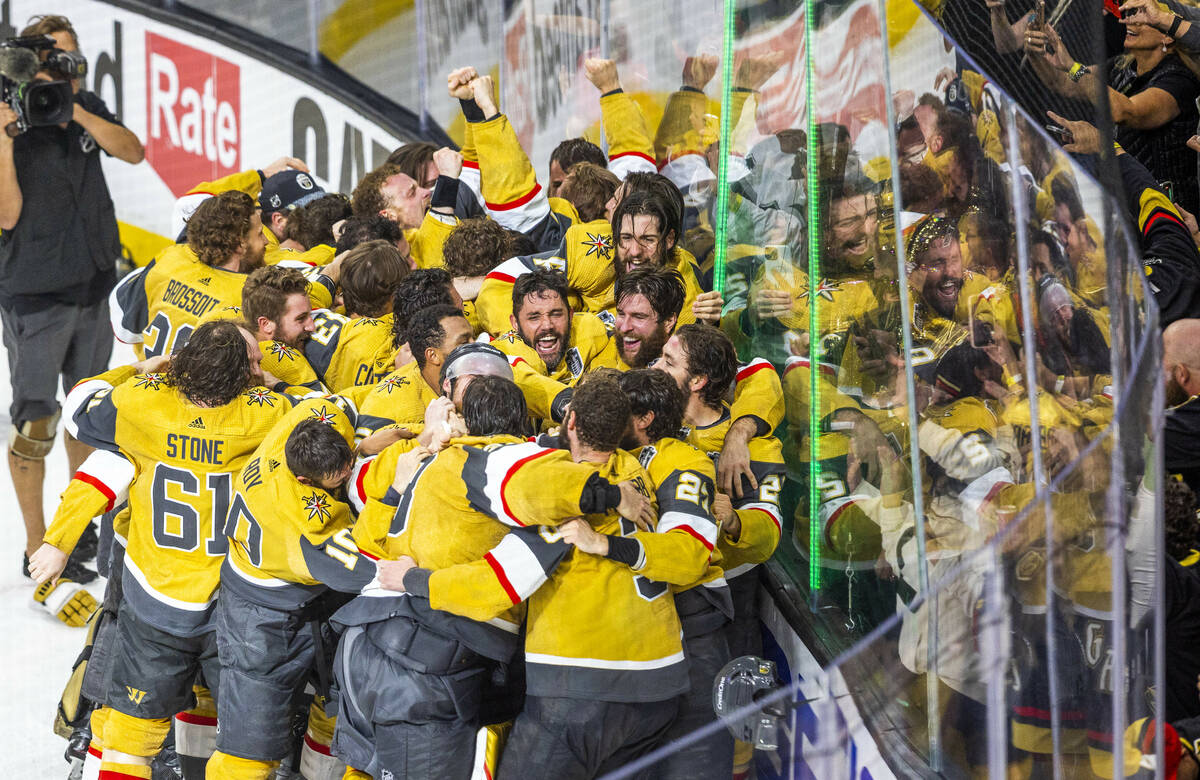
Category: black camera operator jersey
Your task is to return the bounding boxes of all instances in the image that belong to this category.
[0,89,121,311]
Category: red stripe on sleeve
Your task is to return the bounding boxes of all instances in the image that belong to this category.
[499,448,556,525]
[736,360,773,382]
[485,551,521,604]
[1145,210,1184,233]
[609,150,656,166]
[485,183,542,212]
[354,462,371,506]
[675,523,715,551]
[75,471,117,513]
[747,505,783,535]
[486,272,516,284]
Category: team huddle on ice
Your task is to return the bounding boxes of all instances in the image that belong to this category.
[26,63,787,780]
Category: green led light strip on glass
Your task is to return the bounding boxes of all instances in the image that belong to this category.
[712,0,736,296]
[804,0,821,592]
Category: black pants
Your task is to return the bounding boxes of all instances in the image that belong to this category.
[105,606,220,720]
[497,695,679,780]
[213,587,320,761]
[331,623,487,779]
[652,625,735,780]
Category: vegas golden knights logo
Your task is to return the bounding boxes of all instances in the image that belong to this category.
[126,686,147,704]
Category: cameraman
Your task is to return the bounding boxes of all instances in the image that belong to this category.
[0,15,142,581]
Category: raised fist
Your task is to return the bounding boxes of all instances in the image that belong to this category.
[433,146,463,179]
[470,75,498,118]
[682,54,719,90]
[447,66,479,100]
[584,58,620,93]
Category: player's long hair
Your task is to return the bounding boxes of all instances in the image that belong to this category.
[462,375,530,438]
[619,369,685,442]
[675,324,737,410]
[187,191,256,268]
[166,320,252,408]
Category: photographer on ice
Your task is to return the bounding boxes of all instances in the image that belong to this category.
[0,14,142,585]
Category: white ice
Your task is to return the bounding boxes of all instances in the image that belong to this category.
[0,338,136,776]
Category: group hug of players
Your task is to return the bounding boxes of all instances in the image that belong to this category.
[25,45,1196,778]
[25,63,790,780]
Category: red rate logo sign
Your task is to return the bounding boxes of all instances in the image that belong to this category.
[145,32,240,198]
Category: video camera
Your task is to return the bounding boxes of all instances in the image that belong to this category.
[0,35,86,136]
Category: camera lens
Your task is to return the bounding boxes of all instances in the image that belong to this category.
[29,85,62,114]
[22,81,73,126]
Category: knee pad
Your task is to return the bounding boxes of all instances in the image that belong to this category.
[10,410,59,460]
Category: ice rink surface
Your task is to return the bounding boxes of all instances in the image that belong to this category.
[0,340,136,776]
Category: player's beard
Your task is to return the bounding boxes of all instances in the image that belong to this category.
[617,325,669,368]
[1167,375,1191,408]
[615,243,669,280]
[241,247,267,273]
[619,426,644,451]
[923,275,962,318]
[521,324,569,371]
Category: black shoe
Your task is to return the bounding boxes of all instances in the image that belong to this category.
[152,727,183,780]
[60,554,98,585]
[21,553,30,579]
[74,523,98,563]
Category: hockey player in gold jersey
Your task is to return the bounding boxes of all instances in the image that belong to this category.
[333,375,657,779]
[303,240,409,391]
[655,326,785,644]
[54,321,301,780]
[237,267,325,394]
[349,145,461,269]
[354,304,473,437]
[654,325,785,779]
[206,412,411,780]
[592,368,735,780]
[379,376,691,779]
[110,192,268,360]
[490,269,617,382]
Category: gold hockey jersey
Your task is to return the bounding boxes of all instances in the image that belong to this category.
[63,368,297,636]
[223,399,382,610]
[402,441,692,703]
[352,360,441,442]
[305,311,396,391]
[110,244,249,359]
[629,437,728,598]
[684,406,786,578]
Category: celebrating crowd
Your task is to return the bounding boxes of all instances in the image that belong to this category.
[12,1,1200,778]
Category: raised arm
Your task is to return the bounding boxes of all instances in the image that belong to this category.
[73,98,143,164]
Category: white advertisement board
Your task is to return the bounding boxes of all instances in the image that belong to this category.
[2,0,411,252]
